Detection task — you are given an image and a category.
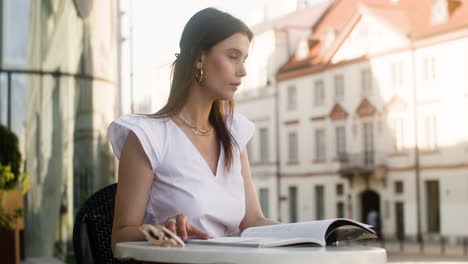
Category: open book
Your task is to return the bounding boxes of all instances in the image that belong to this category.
[188,218,377,248]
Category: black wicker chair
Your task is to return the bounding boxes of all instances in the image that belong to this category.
[73,183,139,264]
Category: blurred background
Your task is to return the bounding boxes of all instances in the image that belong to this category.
[0,0,467,263]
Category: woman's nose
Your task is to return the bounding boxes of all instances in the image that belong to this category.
[238,64,247,77]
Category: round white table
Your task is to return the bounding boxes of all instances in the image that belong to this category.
[114,241,387,264]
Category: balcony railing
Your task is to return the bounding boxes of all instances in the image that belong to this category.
[337,152,387,173]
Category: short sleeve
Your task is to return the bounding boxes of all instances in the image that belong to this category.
[230,113,255,152]
[108,115,160,171]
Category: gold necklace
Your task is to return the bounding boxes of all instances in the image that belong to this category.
[176,113,213,136]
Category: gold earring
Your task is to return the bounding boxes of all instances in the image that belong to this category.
[195,68,204,83]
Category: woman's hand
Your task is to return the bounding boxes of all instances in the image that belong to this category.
[162,214,211,241]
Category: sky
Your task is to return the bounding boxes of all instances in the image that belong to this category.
[120,0,326,110]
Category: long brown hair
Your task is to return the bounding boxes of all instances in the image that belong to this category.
[153,8,253,170]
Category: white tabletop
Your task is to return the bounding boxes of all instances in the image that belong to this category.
[114,241,387,264]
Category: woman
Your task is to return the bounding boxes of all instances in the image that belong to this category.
[109,8,278,247]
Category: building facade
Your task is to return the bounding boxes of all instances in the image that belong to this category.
[276,0,468,240]
[235,0,334,221]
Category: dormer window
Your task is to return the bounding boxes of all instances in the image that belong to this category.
[324,27,338,51]
[295,38,309,60]
[431,0,463,24]
[431,0,449,24]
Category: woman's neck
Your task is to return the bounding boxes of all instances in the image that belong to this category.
[178,85,214,130]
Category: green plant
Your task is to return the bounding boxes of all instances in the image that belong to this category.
[0,124,30,230]
[0,165,28,229]
[0,163,30,193]
[0,124,21,189]
[0,201,23,230]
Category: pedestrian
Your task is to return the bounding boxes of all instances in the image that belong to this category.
[367,209,381,238]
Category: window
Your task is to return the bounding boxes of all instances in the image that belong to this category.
[334,74,344,102]
[259,188,270,218]
[336,183,344,196]
[287,85,296,110]
[395,201,405,239]
[289,186,298,222]
[423,56,437,81]
[363,122,374,166]
[390,62,403,91]
[3,0,31,66]
[0,74,7,125]
[315,185,325,220]
[392,119,405,151]
[361,68,372,96]
[288,132,298,162]
[425,180,440,233]
[335,126,346,159]
[337,202,345,218]
[424,115,438,150]
[35,113,41,184]
[394,181,404,194]
[315,129,326,161]
[259,128,269,162]
[314,80,325,106]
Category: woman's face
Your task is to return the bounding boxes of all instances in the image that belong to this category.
[197,32,250,101]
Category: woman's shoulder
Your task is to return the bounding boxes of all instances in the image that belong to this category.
[228,112,255,147]
[108,114,170,165]
[228,112,253,129]
[112,113,170,128]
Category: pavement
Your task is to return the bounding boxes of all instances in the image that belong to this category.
[365,240,468,264]
[388,253,468,263]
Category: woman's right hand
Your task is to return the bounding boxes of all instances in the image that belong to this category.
[162,214,211,241]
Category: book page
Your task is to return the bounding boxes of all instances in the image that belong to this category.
[241,219,339,245]
[188,237,323,247]
[241,218,376,245]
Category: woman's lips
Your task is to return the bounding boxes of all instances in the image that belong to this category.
[230,82,241,89]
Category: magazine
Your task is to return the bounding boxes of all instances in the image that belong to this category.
[188,218,377,248]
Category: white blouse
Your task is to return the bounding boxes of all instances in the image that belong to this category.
[108,113,255,237]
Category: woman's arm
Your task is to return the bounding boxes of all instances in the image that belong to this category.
[239,150,280,232]
[111,131,154,247]
[111,131,210,247]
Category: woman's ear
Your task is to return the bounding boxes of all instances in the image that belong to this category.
[195,52,206,70]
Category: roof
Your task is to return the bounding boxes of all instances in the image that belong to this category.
[250,0,335,35]
[277,0,468,78]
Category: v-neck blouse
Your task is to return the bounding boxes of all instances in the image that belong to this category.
[108,113,255,237]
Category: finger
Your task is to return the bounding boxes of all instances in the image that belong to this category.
[166,219,177,234]
[176,214,188,241]
[187,224,211,240]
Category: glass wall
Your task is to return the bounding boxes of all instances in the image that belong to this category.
[1,0,119,260]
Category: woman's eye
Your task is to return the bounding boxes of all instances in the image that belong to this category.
[230,55,238,60]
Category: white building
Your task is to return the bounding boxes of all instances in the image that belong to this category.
[235,0,334,221]
[276,0,468,240]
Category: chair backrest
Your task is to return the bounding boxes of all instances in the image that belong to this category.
[73,183,138,264]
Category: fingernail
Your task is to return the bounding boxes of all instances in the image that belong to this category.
[183,235,187,241]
